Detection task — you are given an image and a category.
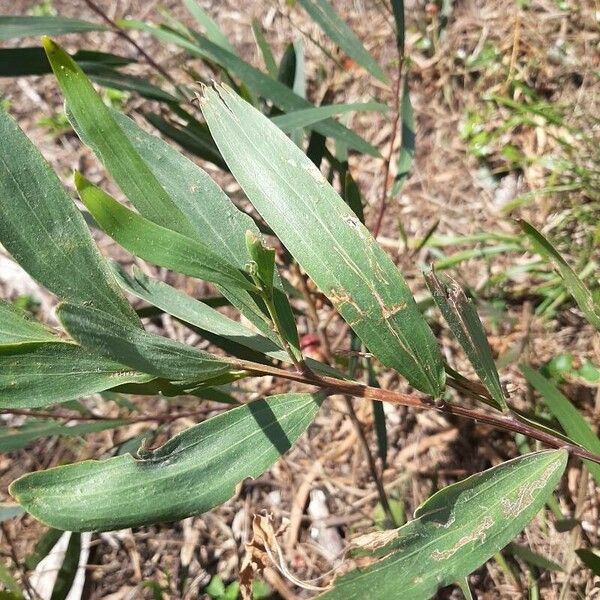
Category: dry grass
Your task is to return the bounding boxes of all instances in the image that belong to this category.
[1,0,599,598]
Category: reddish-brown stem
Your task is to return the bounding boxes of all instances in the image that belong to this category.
[82,0,176,85]
[232,359,600,465]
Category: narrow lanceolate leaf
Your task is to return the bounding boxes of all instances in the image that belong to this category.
[202,85,445,397]
[0,344,152,409]
[120,20,380,157]
[390,78,415,196]
[296,0,388,82]
[111,109,298,352]
[425,269,507,411]
[270,102,389,132]
[390,0,405,56]
[0,106,139,325]
[519,220,600,330]
[319,450,567,600]
[0,302,58,345]
[521,365,600,485]
[251,19,278,78]
[41,37,196,238]
[0,47,133,77]
[57,303,233,384]
[182,0,238,55]
[0,16,105,41]
[10,393,323,531]
[75,173,256,293]
[113,266,286,362]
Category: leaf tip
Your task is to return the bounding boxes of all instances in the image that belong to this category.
[40,35,56,53]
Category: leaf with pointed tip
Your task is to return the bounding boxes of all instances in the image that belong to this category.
[114,266,339,377]
[75,174,255,293]
[119,20,380,157]
[0,16,105,41]
[202,85,445,397]
[319,450,567,600]
[246,231,276,296]
[0,47,134,77]
[424,269,506,411]
[0,343,153,409]
[390,0,405,56]
[113,265,285,362]
[251,19,277,78]
[519,220,600,330]
[10,392,323,531]
[42,37,196,238]
[575,549,600,576]
[110,109,298,353]
[507,543,564,572]
[83,66,179,102]
[271,102,388,132]
[296,0,388,82]
[521,365,600,485]
[182,0,237,55]
[57,303,233,384]
[0,302,58,345]
[0,105,138,325]
[391,78,414,196]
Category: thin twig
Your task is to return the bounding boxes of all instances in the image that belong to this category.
[229,358,600,465]
[82,0,176,85]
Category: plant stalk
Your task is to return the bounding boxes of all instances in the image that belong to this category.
[231,358,600,465]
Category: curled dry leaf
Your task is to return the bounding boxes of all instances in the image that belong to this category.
[240,514,325,599]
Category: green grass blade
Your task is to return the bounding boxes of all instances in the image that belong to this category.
[82,66,179,102]
[319,450,567,599]
[507,543,564,572]
[0,302,58,345]
[0,47,133,77]
[202,84,445,397]
[41,37,196,238]
[57,303,233,384]
[251,19,278,78]
[0,419,130,454]
[271,101,388,131]
[519,220,600,330]
[0,16,105,41]
[521,365,600,485]
[296,0,388,82]
[75,174,256,293]
[120,20,380,157]
[390,0,405,55]
[575,549,600,576]
[113,265,287,362]
[0,343,152,409]
[111,109,298,353]
[10,393,323,531]
[142,111,227,170]
[425,269,507,411]
[0,105,138,325]
[390,78,414,196]
[182,0,237,55]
